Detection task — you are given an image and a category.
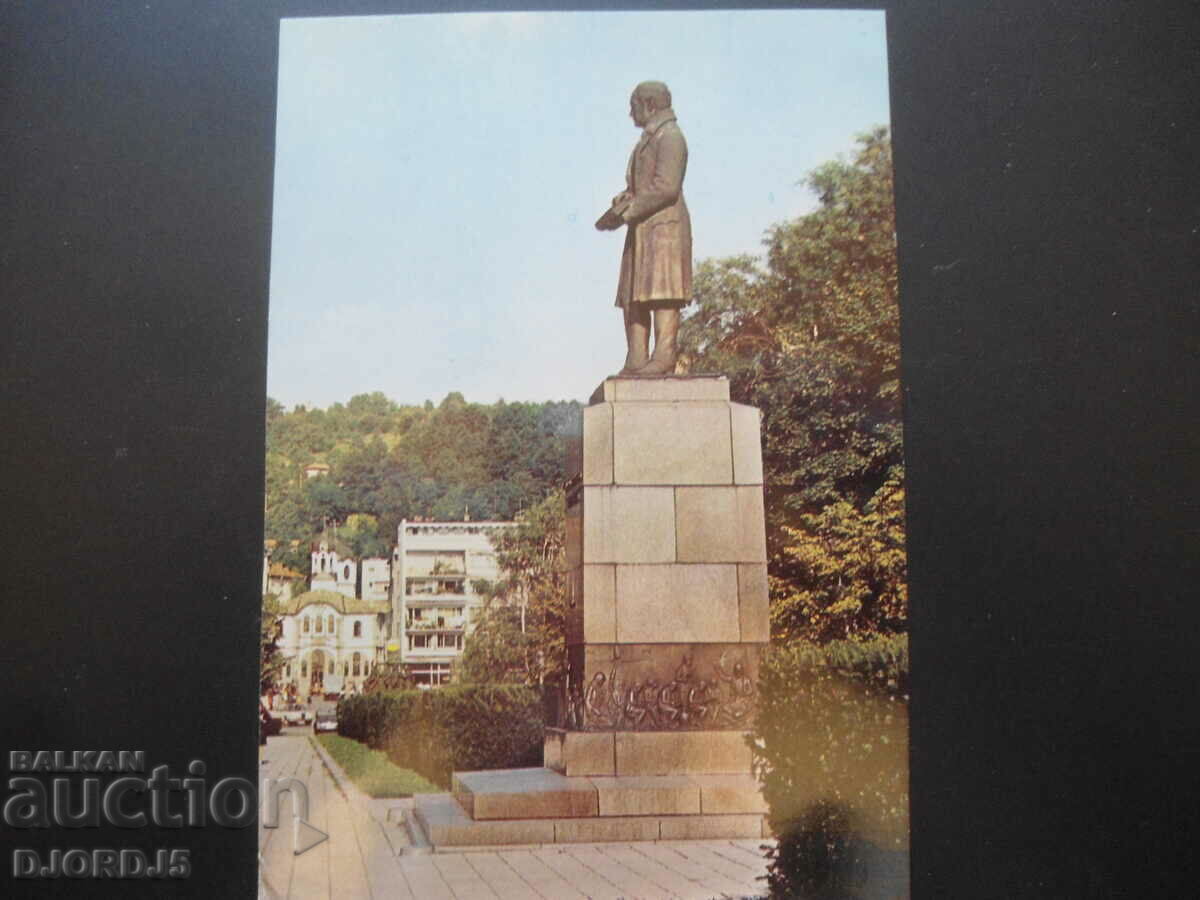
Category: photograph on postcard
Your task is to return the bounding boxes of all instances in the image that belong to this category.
[258,10,906,897]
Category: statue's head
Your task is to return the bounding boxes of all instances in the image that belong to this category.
[630,81,672,126]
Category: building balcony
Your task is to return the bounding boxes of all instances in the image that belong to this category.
[403,595,478,608]
[405,622,466,633]
[403,650,462,661]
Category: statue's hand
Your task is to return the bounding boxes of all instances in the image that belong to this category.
[595,207,625,231]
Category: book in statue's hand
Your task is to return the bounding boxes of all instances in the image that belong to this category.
[595,196,631,231]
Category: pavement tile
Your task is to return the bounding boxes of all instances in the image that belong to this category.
[563,845,681,899]
[660,840,763,884]
[432,852,501,898]
[499,849,589,899]
[596,843,709,898]
[530,846,627,900]
[631,843,753,898]
[464,853,545,900]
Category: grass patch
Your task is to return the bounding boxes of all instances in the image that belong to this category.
[315,734,439,798]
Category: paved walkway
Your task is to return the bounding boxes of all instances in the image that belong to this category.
[259,734,770,899]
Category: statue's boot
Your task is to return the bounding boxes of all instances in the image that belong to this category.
[618,308,651,375]
[632,308,680,376]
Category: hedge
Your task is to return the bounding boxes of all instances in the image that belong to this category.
[338,684,544,788]
[750,634,909,898]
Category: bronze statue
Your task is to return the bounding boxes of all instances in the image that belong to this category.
[596,81,692,376]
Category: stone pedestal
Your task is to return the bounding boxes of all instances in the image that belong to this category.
[409,376,770,848]
[558,375,768,734]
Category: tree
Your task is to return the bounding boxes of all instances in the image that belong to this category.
[771,475,907,644]
[678,128,905,642]
[339,512,389,559]
[458,489,568,686]
[260,595,286,697]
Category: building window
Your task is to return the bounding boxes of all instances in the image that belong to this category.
[285,664,291,678]
[328,615,335,633]
[343,564,351,580]
[320,557,326,571]
[303,616,310,634]
[301,661,308,677]
[343,661,349,676]
[328,658,334,674]
[315,616,323,634]
[353,621,362,638]
[352,653,362,676]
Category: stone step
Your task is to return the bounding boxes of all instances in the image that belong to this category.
[450,767,767,821]
[453,767,598,820]
[545,727,755,777]
[411,791,767,849]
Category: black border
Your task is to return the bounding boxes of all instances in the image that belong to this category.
[4,2,1199,896]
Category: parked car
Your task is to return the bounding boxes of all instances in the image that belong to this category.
[313,711,337,734]
[279,706,311,726]
[260,703,283,745]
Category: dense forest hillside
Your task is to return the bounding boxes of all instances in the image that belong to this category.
[264,391,580,572]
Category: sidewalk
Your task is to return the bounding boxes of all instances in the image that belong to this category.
[259,734,770,899]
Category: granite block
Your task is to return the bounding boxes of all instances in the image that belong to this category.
[614,564,740,644]
[591,376,730,404]
[452,768,597,820]
[554,816,661,843]
[658,814,765,840]
[737,563,770,643]
[689,774,769,815]
[544,729,616,777]
[730,403,764,484]
[675,485,767,563]
[594,775,701,816]
[612,403,733,485]
[614,731,754,776]
[582,403,614,485]
[582,486,675,563]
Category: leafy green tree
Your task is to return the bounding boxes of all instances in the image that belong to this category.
[261,595,286,696]
[458,489,567,686]
[456,605,535,684]
[772,476,907,644]
[340,512,390,559]
[301,477,350,531]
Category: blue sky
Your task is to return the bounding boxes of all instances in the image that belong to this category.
[267,10,890,409]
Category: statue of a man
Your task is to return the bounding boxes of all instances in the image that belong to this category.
[596,81,692,376]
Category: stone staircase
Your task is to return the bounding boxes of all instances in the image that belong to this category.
[408,765,767,849]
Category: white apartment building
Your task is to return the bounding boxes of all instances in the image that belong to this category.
[391,520,512,686]
[361,557,391,603]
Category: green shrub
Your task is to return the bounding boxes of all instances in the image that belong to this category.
[751,634,909,898]
[338,684,544,788]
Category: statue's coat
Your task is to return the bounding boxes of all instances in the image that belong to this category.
[615,110,692,307]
